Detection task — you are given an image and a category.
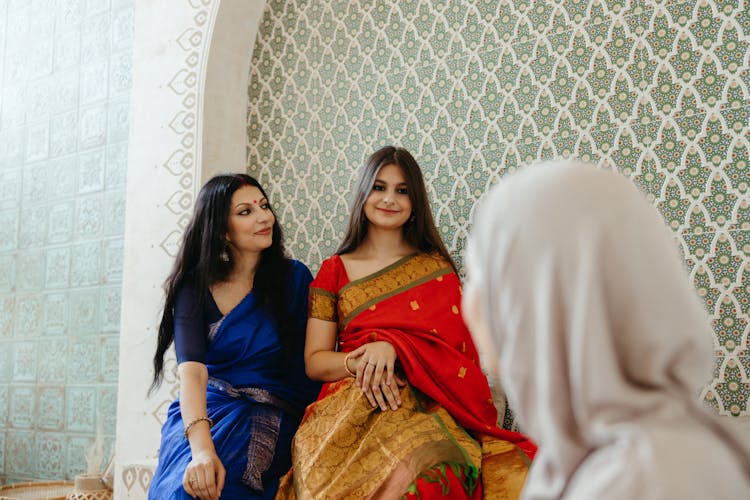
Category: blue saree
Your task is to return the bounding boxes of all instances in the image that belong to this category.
[149,260,319,499]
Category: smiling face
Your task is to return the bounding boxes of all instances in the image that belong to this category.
[225,185,275,255]
[363,163,412,231]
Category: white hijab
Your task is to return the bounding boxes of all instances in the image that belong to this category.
[464,161,750,500]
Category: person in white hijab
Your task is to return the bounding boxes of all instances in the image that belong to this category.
[462,159,750,500]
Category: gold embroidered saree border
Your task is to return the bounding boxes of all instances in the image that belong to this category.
[309,287,337,323]
[478,436,530,499]
[339,253,453,328]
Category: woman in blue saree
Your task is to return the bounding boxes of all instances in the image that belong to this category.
[148,174,320,500]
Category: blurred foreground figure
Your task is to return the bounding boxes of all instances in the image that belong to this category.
[463,160,750,500]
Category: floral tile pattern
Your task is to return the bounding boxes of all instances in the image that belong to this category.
[247,0,750,419]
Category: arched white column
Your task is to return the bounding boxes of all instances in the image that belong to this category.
[115,1,265,498]
[201,1,267,180]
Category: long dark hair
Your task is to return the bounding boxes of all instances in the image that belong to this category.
[337,146,456,271]
[149,174,293,393]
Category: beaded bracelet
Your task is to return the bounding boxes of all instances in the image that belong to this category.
[343,352,356,377]
[184,416,214,439]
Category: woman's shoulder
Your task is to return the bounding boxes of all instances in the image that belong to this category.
[288,258,311,273]
[310,254,347,291]
[175,273,202,297]
[320,253,343,265]
[287,258,314,283]
[317,254,345,273]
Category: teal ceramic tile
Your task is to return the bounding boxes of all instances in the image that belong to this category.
[37,339,67,384]
[66,435,93,477]
[100,335,119,383]
[35,432,65,479]
[678,230,749,355]
[12,342,36,382]
[100,286,121,332]
[701,350,728,413]
[586,17,643,98]
[730,229,750,308]
[690,257,723,311]
[16,250,44,291]
[488,1,524,45]
[0,296,14,342]
[68,289,99,336]
[721,98,749,143]
[683,227,740,273]
[633,113,743,235]
[714,356,749,416]
[0,386,7,426]
[12,294,41,340]
[5,430,34,475]
[37,386,65,431]
[67,339,99,384]
[0,342,11,382]
[98,385,118,435]
[661,0,698,32]
[66,386,96,433]
[453,3,500,55]
[709,231,748,284]
[0,210,19,255]
[712,292,748,354]
[643,4,680,65]
[445,41,538,146]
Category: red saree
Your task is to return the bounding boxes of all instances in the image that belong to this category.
[277,253,534,499]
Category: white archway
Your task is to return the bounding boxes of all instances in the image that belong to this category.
[115,1,265,498]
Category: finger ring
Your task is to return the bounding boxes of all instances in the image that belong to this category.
[189,477,196,485]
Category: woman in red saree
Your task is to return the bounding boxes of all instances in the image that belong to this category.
[277,147,534,499]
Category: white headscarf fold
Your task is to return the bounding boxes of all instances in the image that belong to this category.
[465,160,750,500]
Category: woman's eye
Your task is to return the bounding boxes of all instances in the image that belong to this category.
[239,208,251,215]
[372,185,385,191]
[397,188,408,195]
[261,203,270,210]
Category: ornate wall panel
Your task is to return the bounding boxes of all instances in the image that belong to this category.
[0,0,134,483]
[116,1,267,498]
[114,0,216,497]
[246,0,750,418]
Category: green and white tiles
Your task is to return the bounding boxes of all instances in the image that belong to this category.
[0,0,133,482]
[246,0,750,417]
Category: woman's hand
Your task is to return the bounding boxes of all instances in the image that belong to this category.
[183,448,225,500]
[348,341,406,411]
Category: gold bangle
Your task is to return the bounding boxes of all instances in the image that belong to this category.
[184,416,214,439]
[343,352,356,377]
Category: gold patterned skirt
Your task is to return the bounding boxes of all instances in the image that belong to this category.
[276,378,528,499]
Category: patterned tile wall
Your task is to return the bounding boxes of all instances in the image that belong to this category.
[246,0,750,419]
[0,0,133,483]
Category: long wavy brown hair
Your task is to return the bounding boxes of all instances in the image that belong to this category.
[337,146,456,272]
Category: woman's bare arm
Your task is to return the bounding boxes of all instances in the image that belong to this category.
[178,361,225,500]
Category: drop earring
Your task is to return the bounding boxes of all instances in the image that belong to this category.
[220,241,230,262]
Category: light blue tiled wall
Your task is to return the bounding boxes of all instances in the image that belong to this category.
[0,0,133,483]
